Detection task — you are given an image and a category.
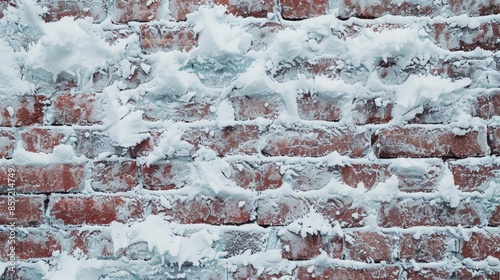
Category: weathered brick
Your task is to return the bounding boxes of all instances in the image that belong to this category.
[218,230,267,257]
[263,127,369,157]
[68,230,114,258]
[472,92,500,119]
[20,127,73,153]
[399,232,448,262]
[461,231,500,260]
[53,93,102,125]
[0,96,46,127]
[152,195,255,225]
[231,95,280,121]
[74,129,127,159]
[0,195,44,226]
[112,0,160,23]
[40,0,107,22]
[0,230,62,260]
[281,0,329,19]
[405,268,453,280]
[214,0,274,17]
[141,159,192,190]
[284,164,336,191]
[431,22,500,51]
[345,231,395,263]
[233,266,292,280]
[379,199,482,228]
[140,24,198,52]
[456,268,500,280]
[279,232,330,260]
[0,128,14,159]
[449,161,500,192]
[297,265,400,280]
[169,0,205,21]
[47,195,145,226]
[338,0,440,19]
[489,126,500,155]
[230,161,282,191]
[449,0,500,16]
[490,206,500,226]
[374,127,488,158]
[0,164,85,193]
[91,159,138,192]
[297,93,341,122]
[352,98,393,124]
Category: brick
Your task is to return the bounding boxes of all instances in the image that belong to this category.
[352,98,393,124]
[40,0,107,23]
[20,127,72,153]
[280,0,329,19]
[0,164,84,193]
[405,268,453,280]
[0,95,46,127]
[218,231,266,257]
[341,164,388,190]
[490,206,500,226]
[231,95,280,121]
[141,159,192,190]
[0,230,62,260]
[374,126,488,158]
[280,232,325,260]
[262,127,369,157]
[297,93,341,122]
[214,0,274,17]
[152,195,255,225]
[0,195,44,226]
[0,128,14,159]
[69,230,114,258]
[140,24,198,52]
[233,266,292,280]
[456,268,500,280]
[409,105,459,124]
[1,266,45,280]
[472,92,500,119]
[449,161,500,192]
[183,125,259,157]
[431,22,500,51]
[461,231,500,260]
[345,231,395,263]
[246,22,284,51]
[379,199,482,228]
[230,161,282,191]
[131,130,162,157]
[112,0,160,23]
[169,0,205,21]
[273,58,339,82]
[91,160,138,192]
[47,195,145,226]
[449,0,500,16]
[297,265,400,280]
[338,0,439,19]
[257,196,366,227]
[53,93,102,125]
[399,232,447,262]
[489,126,500,155]
[285,164,336,191]
[74,129,127,159]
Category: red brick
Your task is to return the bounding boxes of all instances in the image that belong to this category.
[0,230,62,260]
[230,161,282,191]
[48,195,145,226]
[257,196,366,227]
[0,195,44,226]
[399,232,447,262]
[341,164,387,190]
[91,160,138,192]
[130,130,162,157]
[20,127,72,153]
[449,0,500,16]
[69,230,114,258]
[345,231,395,263]
[379,199,482,228]
[456,268,500,280]
[0,95,46,127]
[297,93,341,122]
[473,92,500,120]
[0,128,14,159]
[449,161,500,192]
[263,127,369,157]
[231,95,280,121]
[53,93,102,125]
[352,98,393,124]
[405,268,453,280]
[218,231,267,257]
[489,126,500,155]
[40,0,107,22]
[490,206,500,226]
[112,0,160,23]
[74,129,127,158]
[338,0,439,19]
[297,265,400,280]
[246,22,284,51]
[286,164,335,191]
[374,126,488,158]
[279,232,340,260]
[233,266,291,280]
[141,160,192,190]
[140,24,198,52]
[431,22,500,51]
[0,164,84,193]
[461,231,500,260]
[183,125,260,157]
[169,0,204,21]
[214,0,274,17]
[281,0,329,19]
[152,196,255,225]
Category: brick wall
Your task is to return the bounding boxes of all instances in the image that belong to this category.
[1,0,500,279]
